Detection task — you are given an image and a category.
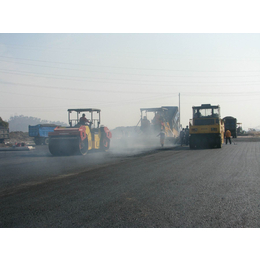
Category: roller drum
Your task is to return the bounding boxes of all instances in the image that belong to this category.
[48,136,88,156]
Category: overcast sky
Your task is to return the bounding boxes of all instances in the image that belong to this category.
[1,33,260,130]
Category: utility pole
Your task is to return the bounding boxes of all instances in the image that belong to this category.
[179,93,181,130]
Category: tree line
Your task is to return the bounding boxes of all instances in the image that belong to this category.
[7,115,67,132]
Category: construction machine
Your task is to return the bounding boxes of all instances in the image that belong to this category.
[48,108,112,156]
[223,116,237,138]
[237,123,246,135]
[139,106,180,143]
[189,104,224,149]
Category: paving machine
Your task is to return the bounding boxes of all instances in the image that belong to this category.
[139,106,180,142]
[189,104,224,149]
[48,108,112,156]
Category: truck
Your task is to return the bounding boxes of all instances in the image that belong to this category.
[28,124,58,145]
[223,116,237,138]
[189,104,225,149]
[0,117,9,143]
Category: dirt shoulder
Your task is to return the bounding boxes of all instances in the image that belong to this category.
[0,132,34,147]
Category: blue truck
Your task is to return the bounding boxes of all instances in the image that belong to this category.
[28,124,58,145]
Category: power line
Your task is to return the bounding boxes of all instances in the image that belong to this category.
[1,70,260,86]
[1,55,260,73]
[0,80,180,94]
[2,80,260,97]
[2,94,259,111]
[2,45,260,61]
[1,68,260,82]
[0,90,174,109]
[0,84,176,104]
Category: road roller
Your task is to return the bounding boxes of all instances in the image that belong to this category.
[48,108,112,156]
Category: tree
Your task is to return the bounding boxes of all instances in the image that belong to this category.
[0,117,9,128]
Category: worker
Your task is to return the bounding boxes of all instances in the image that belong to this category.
[194,109,201,118]
[180,128,185,146]
[225,129,232,144]
[79,113,90,124]
[157,129,166,147]
[159,116,165,130]
[141,116,150,132]
[185,125,189,145]
[153,112,160,124]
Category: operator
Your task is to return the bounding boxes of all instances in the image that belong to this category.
[141,116,150,133]
[194,109,201,118]
[185,125,189,145]
[225,129,232,144]
[79,113,90,124]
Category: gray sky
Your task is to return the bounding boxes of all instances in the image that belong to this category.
[1,0,260,131]
[1,33,260,130]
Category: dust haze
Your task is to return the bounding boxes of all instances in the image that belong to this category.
[110,126,178,156]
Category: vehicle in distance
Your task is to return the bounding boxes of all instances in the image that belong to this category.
[223,116,237,138]
[28,124,58,145]
[189,104,224,149]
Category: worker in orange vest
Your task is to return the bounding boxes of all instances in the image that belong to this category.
[225,129,232,144]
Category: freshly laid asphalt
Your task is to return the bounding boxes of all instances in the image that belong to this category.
[0,137,260,228]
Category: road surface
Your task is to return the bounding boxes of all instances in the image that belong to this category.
[0,137,260,227]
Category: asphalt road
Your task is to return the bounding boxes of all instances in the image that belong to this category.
[0,137,260,228]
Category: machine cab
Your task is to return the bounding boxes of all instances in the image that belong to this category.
[192,104,220,126]
[68,108,101,128]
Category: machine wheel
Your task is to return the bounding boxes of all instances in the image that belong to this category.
[44,138,49,145]
[77,138,88,155]
[189,142,195,149]
[34,138,42,145]
[189,136,195,149]
[48,141,60,156]
[49,137,88,156]
[101,137,110,151]
[216,138,222,148]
